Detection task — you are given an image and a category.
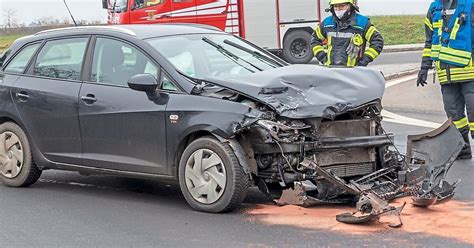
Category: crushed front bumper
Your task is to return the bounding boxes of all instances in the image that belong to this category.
[275,120,465,227]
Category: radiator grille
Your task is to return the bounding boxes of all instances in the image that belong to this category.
[322,163,374,178]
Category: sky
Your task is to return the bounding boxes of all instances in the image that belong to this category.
[0,0,434,26]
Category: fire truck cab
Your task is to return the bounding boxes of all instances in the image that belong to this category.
[102,0,330,64]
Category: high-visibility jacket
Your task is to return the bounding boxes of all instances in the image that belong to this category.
[421,0,474,83]
[311,12,384,67]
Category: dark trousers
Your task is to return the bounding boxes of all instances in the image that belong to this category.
[441,81,474,139]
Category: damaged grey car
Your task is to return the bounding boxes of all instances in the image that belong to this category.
[0,25,464,223]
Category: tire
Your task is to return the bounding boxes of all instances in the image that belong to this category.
[0,122,41,187]
[178,136,249,213]
[282,29,314,64]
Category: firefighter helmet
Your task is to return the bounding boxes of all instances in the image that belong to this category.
[329,0,354,5]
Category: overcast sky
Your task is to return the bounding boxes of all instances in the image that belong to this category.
[0,0,433,26]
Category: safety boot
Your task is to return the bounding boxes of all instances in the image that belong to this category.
[457,133,472,160]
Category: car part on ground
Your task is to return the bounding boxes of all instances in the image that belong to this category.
[266,120,464,227]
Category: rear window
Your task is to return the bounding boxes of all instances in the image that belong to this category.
[3,44,40,74]
[33,38,88,81]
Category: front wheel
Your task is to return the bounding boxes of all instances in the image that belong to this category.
[0,122,41,187]
[178,137,249,213]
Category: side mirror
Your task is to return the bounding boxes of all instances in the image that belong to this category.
[128,74,160,92]
[102,0,108,9]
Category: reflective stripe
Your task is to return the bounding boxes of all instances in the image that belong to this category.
[439,46,472,66]
[315,26,325,40]
[431,44,441,59]
[450,74,474,82]
[364,47,379,59]
[325,36,333,65]
[454,117,469,129]
[424,17,433,31]
[313,45,324,55]
[365,26,377,41]
[433,20,443,28]
[450,18,461,40]
[330,0,354,4]
[347,56,356,66]
[422,48,432,57]
[326,32,354,38]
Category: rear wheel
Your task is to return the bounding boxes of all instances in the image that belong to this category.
[282,29,313,64]
[178,137,249,213]
[0,122,41,187]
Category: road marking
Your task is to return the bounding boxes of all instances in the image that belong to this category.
[383,71,443,129]
[382,110,442,129]
[385,71,434,89]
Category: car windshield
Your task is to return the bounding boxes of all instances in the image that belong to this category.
[146,34,284,81]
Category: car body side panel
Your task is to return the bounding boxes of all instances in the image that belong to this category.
[165,93,260,176]
[9,76,83,165]
[79,83,168,175]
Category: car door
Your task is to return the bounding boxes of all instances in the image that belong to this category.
[79,36,168,174]
[8,37,88,165]
[170,0,197,23]
[129,0,172,23]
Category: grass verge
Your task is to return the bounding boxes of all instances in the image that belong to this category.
[369,15,426,45]
[0,34,26,53]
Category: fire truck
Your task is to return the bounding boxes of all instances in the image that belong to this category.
[102,0,331,64]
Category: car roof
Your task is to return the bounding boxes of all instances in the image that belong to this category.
[33,24,224,40]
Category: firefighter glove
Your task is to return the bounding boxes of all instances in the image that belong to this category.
[316,52,328,65]
[346,34,363,59]
[417,69,428,87]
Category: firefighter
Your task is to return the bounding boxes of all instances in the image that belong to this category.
[417,0,473,159]
[311,0,384,67]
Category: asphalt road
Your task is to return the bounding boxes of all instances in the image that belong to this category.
[371,50,422,66]
[1,59,473,247]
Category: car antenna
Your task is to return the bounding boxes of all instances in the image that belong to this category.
[63,0,78,27]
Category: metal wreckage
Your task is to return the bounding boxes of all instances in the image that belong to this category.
[201,65,464,227]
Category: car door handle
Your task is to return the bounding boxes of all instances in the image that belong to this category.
[81,94,97,104]
[15,92,29,101]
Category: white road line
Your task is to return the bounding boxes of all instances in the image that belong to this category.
[385,71,434,89]
[382,110,442,128]
[382,71,443,129]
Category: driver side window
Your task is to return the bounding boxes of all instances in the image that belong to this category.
[91,37,158,87]
[134,0,164,9]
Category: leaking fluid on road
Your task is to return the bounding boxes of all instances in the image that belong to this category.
[247,197,474,244]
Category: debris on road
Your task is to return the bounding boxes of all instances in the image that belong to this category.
[271,120,464,228]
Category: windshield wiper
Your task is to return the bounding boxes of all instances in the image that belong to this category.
[201,37,263,72]
[223,39,283,68]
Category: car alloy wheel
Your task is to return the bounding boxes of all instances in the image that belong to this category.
[184,148,227,204]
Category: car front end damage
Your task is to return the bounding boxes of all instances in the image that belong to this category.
[197,65,464,226]
[237,104,463,227]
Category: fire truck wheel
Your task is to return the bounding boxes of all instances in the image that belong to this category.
[282,29,313,64]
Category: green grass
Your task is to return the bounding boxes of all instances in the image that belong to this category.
[369,15,426,45]
[0,34,26,53]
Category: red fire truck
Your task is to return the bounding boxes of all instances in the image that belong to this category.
[102,0,330,64]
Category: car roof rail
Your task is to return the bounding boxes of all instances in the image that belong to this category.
[35,26,137,36]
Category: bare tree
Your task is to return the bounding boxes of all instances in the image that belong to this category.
[3,8,18,29]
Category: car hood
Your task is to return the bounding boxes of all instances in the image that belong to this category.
[205,64,386,119]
